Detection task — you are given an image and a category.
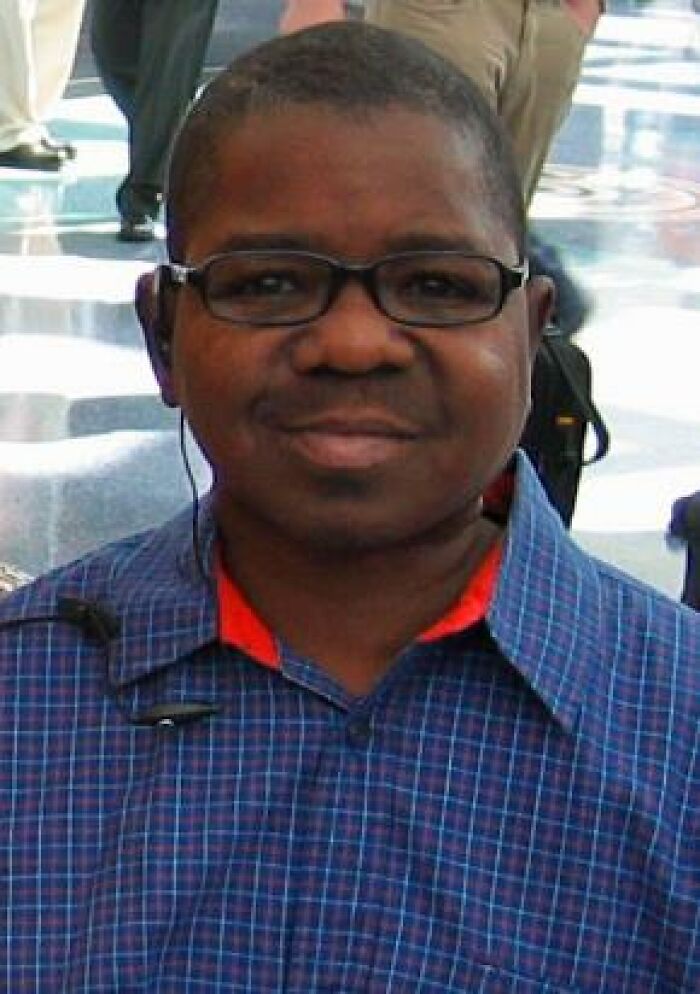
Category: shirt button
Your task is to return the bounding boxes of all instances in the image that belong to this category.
[346,717,372,746]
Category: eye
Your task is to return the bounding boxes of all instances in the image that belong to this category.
[212,268,303,300]
[201,255,329,323]
[409,272,478,299]
[396,268,488,304]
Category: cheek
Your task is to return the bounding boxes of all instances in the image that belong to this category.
[450,334,530,424]
[171,317,257,453]
[437,337,531,475]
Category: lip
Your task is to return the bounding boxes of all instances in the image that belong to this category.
[271,411,419,471]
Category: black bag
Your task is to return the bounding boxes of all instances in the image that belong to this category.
[521,328,610,527]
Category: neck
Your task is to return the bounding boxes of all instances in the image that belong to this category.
[216,500,501,697]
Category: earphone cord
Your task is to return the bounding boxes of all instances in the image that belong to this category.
[178,412,215,594]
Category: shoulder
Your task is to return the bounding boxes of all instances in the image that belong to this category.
[587,552,700,723]
[1,514,181,617]
[508,452,700,654]
[498,455,700,730]
[0,503,207,648]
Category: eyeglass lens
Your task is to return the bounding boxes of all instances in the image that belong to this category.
[202,252,507,326]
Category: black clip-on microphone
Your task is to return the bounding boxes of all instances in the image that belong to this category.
[55,601,219,727]
[0,595,220,729]
[54,601,220,727]
[56,596,121,643]
[0,595,119,644]
[130,701,221,728]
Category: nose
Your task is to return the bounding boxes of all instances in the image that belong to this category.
[290,277,415,375]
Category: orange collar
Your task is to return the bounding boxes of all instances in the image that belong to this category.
[417,540,501,643]
[216,541,502,670]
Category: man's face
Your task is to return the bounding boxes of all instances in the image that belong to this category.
[161,106,550,552]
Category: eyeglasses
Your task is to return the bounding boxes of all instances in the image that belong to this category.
[165,249,528,328]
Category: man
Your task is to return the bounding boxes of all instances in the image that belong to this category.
[0,0,85,171]
[91,0,218,242]
[1,22,698,991]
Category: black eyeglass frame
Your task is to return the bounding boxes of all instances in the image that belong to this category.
[165,249,530,328]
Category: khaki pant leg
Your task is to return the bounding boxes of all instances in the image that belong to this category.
[0,0,85,150]
[364,0,522,115]
[0,0,37,149]
[502,0,593,205]
[364,1,548,201]
[280,0,345,33]
[32,0,86,118]
[365,1,597,208]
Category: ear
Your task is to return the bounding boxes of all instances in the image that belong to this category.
[525,274,555,361]
[136,268,178,408]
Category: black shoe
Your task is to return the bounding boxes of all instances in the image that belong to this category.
[41,136,77,160]
[117,216,156,243]
[0,140,64,172]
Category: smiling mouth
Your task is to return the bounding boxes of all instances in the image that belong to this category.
[275,414,419,471]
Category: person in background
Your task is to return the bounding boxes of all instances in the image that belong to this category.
[0,0,85,171]
[280,0,345,33]
[91,0,218,242]
[1,22,698,991]
[364,0,602,207]
[668,490,700,610]
[364,0,604,333]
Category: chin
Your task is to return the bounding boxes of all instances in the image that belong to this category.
[281,496,482,557]
[216,464,484,555]
[285,512,412,555]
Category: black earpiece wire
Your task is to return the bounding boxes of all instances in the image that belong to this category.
[178,411,215,594]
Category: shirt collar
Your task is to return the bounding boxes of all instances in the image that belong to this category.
[216,538,503,669]
[216,549,280,669]
[106,494,219,691]
[487,452,604,733]
[107,454,603,733]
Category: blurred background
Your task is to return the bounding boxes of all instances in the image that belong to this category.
[0,0,698,598]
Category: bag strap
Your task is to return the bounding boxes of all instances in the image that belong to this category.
[541,329,611,465]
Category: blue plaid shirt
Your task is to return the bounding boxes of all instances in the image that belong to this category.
[1,455,699,992]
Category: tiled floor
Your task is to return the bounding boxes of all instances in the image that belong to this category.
[0,0,698,599]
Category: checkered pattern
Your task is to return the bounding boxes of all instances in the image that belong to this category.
[1,455,698,992]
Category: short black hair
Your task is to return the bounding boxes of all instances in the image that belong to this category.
[166,21,525,259]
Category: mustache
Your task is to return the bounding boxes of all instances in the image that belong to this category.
[253,374,440,430]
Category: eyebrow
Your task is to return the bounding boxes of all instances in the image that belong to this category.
[196,231,498,260]
[201,233,318,256]
[382,233,492,255]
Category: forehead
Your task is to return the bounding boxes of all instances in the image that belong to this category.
[178,105,514,261]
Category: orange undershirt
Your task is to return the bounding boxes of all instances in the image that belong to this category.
[216,541,502,670]
[216,471,513,667]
